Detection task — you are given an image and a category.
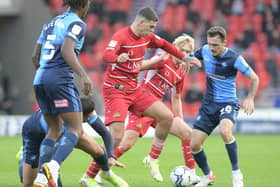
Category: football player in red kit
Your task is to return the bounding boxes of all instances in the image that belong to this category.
[80,7,201,185]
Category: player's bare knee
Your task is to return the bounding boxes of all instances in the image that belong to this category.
[190,140,201,152]
[219,127,232,141]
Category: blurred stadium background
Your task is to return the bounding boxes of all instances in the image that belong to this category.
[0,0,280,135]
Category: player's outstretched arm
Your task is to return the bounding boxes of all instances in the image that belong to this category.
[243,71,259,115]
[140,54,168,70]
[182,56,202,68]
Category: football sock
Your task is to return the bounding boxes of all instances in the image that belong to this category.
[38,138,56,170]
[181,139,195,169]
[114,146,125,159]
[192,149,211,175]
[18,160,23,183]
[94,154,110,171]
[86,160,100,178]
[225,139,239,171]
[148,137,165,159]
[53,131,78,165]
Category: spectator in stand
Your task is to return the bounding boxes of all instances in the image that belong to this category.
[216,0,233,16]
[268,30,280,53]
[87,0,106,19]
[230,33,247,53]
[231,0,244,15]
[184,80,203,104]
[213,10,228,31]
[265,56,279,87]
[187,3,201,27]
[0,73,13,114]
[243,23,256,48]
[255,0,266,14]
[108,5,127,25]
[43,0,65,17]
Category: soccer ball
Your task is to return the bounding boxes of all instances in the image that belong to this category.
[170,166,193,187]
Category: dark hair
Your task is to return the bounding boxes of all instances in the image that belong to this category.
[63,0,88,10]
[81,97,95,115]
[137,7,158,21]
[207,26,227,41]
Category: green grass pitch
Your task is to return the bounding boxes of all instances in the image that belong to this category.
[0,135,279,187]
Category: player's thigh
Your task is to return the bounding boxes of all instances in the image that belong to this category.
[43,114,62,139]
[143,100,173,122]
[169,117,192,139]
[22,162,37,186]
[59,111,83,132]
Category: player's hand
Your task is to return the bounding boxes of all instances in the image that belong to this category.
[242,96,254,115]
[180,63,190,74]
[82,75,93,96]
[117,53,129,63]
[182,56,202,68]
[108,157,126,168]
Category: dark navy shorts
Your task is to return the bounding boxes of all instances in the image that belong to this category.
[34,83,82,114]
[22,111,45,168]
[193,100,240,135]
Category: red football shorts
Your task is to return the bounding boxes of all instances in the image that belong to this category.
[126,112,157,137]
[102,86,159,126]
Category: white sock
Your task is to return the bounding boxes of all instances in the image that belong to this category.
[232,169,241,175]
[49,160,60,171]
[35,173,48,184]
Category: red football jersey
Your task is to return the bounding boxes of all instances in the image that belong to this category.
[102,27,185,89]
[142,55,185,99]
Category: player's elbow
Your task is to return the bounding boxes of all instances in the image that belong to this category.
[250,72,259,84]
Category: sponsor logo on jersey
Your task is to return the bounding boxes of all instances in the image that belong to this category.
[54,99,69,108]
[108,40,118,48]
[71,24,82,35]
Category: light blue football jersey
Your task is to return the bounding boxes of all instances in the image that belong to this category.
[33,11,86,85]
[194,45,253,103]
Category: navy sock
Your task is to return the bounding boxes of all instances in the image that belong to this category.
[225,140,239,171]
[38,138,56,170]
[57,175,63,187]
[94,154,110,171]
[53,131,78,165]
[193,149,211,175]
[19,160,23,183]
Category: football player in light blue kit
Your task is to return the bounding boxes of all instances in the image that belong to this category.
[190,26,259,187]
[32,0,93,186]
[18,97,128,187]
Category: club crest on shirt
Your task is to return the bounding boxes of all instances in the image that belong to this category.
[113,111,121,117]
[136,123,142,129]
[221,62,227,67]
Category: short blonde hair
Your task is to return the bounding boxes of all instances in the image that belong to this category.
[172,34,195,52]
